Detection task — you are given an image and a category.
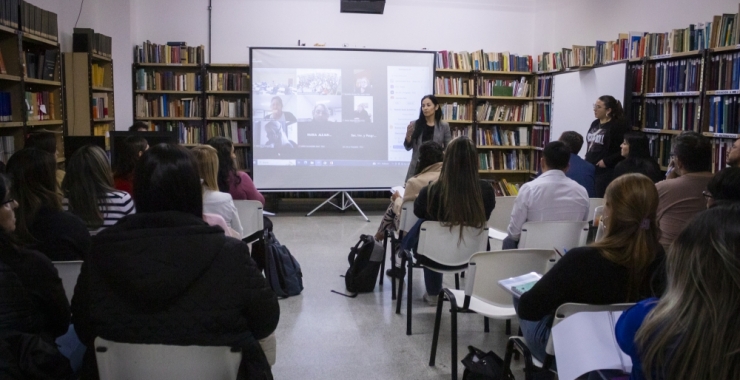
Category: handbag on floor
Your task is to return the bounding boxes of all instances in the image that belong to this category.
[332,234,383,297]
[461,345,514,380]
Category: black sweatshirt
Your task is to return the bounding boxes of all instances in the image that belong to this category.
[585,119,631,169]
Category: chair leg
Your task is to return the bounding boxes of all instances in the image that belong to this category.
[451,306,458,380]
[395,256,406,314]
[484,317,490,333]
[506,319,511,335]
[406,255,413,335]
[378,232,387,287]
[454,273,460,290]
[429,293,445,366]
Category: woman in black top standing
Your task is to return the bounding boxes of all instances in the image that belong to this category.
[403,95,451,182]
[586,95,631,197]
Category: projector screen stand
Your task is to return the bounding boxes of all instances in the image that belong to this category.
[306,191,369,222]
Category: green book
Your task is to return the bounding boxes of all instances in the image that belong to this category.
[492,86,514,97]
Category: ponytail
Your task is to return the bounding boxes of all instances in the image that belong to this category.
[599,95,624,120]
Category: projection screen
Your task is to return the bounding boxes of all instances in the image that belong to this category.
[250,47,435,190]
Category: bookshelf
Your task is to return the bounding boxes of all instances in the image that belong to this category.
[435,51,536,194]
[205,63,251,171]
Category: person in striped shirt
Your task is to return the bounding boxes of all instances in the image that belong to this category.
[62,145,135,235]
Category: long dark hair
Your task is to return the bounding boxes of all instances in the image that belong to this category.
[0,173,20,254]
[427,137,486,240]
[62,145,116,229]
[706,167,740,206]
[207,136,240,192]
[415,141,444,175]
[624,132,651,159]
[113,136,148,179]
[598,95,624,120]
[410,95,443,142]
[6,148,61,244]
[133,144,202,218]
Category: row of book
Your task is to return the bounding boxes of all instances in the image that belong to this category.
[0,0,18,29]
[207,72,249,92]
[629,64,643,93]
[451,125,471,139]
[20,1,58,41]
[91,32,111,57]
[133,41,205,65]
[706,53,740,91]
[476,103,533,123]
[0,135,14,164]
[440,102,472,121]
[0,92,11,121]
[571,45,596,67]
[648,135,673,167]
[645,59,702,93]
[630,98,643,128]
[135,70,202,92]
[91,63,108,87]
[476,126,528,147]
[91,93,110,119]
[707,96,740,134]
[478,150,530,171]
[206,121,248,144]
[134,94,201,118]
[234,147,249,171]
[434,76,473,96]
[477,77,530,97]
[24,50,58,81]
[713,138,736,172]
[93,124,110,137]
[535,76,552,98]
[206,97,248,118]
[436,51,533,72]
[530,126,550,148]
[534,102,550,123]
[25,91,56,120]
[485,179,521,197]
[644,98,699,131]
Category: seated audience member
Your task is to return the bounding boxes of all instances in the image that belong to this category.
[558,131,596,197]
[704,167,740,208]
[208,137,265,205]
[71,144,280,379]
[62,145,135,235]
[516,173,665,364]
[613,132,662,183]
[655,131,713,248]
[191,145,244,238]
[24,131,65,188]
[6,148,90,261]
[503,141,590,249]
[112,136,148,195]
[409,137,495,305]
[616,204,740,380]
[0,173,73,378]
[128,121,149,132]
[727,138,739,168]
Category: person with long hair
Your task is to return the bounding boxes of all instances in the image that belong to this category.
[616,204,740,380]
[6,148,90,261]
[407,137,495,304]
[207,137,265,205]
[516,173,665,363]
[191,144,243,237]
[613,132,662,183]
[585,95,631,197]
[704,166,740,208]
[112,136,148,195]
[0,173,73,378]
[62,145,135,235]
[71,144,280,379]
[403,95,451,181]
[375,140,444,242]
[24,131,65,190]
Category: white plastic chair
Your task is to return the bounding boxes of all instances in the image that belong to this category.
[428,249,554,380]
[94,337,241,380]
[233,200,263,240]
[396,222,488,335]
[381,200,418,297]
[53,261,83,303]
[488,196,516,232]
[519,221,589,254]
[588,198,605,222]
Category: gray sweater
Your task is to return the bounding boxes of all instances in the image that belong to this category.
[403,120,451,181]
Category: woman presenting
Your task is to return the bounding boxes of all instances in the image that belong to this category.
[585,95,630,197]
[404,95,451,182]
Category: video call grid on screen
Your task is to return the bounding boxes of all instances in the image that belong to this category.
[250,47,435,190]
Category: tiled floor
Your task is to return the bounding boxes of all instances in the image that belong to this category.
[267,210,525,379]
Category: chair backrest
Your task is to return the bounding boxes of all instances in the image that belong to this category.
[588,198,604,222]
[546,302,636,356]
[233,200,264,239]
[398,200,418,233]
[417,222,488,267]
[94,337,241,380]
[52,261,83,303]
[519,221,589,251]
[465,249,554,307]
[488,196,516,232]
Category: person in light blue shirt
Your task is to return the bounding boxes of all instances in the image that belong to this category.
[559,131,596,197]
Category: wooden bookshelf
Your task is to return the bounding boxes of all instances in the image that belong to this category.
[64,52,115,137]
[204,64,251,171]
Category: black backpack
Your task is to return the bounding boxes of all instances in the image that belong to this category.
[334,235,383,296]
[261,231,303,298]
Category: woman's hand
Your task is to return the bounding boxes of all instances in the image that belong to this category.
[391,191,401,201]
[405,122,414,142]
[596,160,606,168]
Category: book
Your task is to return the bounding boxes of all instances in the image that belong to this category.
[0,49,6,74]
[497,272,542,298]
[42,49,57,81]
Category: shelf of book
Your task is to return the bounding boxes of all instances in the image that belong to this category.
[92,86,113,92]
[641,128,687,135]
[444,119,473,124]
[478,145,533,150]
[477,96,532,101]
[0,74,20,82]
[21,33,57,48]
[647,50,702,61]
[644,91,701,98]
[533,122,550,126]
[534,96,551,100]
[703,132,739,139]
[479,70,532,76]
[435,68,470,73]
[135,63,201,68]
[435,94,473,99]
[206,117,249,121]
[477,121,532,125]
[479,170,533,174]
[0,121,23,128]
[91,53,111,62]
[206,91,249,95]
[26,120,63,126]
[135,117,202,121]
[24,77,61,86]
[135,90,201,95]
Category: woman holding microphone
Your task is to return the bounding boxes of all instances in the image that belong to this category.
[404,95,451,182]
[585,95,631,197]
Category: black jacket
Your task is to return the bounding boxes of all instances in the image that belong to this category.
[29,207,90,261]
[72,211,280,379]
[613,157,663,183]
[585,119,631,169]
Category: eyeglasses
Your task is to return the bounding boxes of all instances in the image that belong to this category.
[1,198,15,207]
[702,191,713,199]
